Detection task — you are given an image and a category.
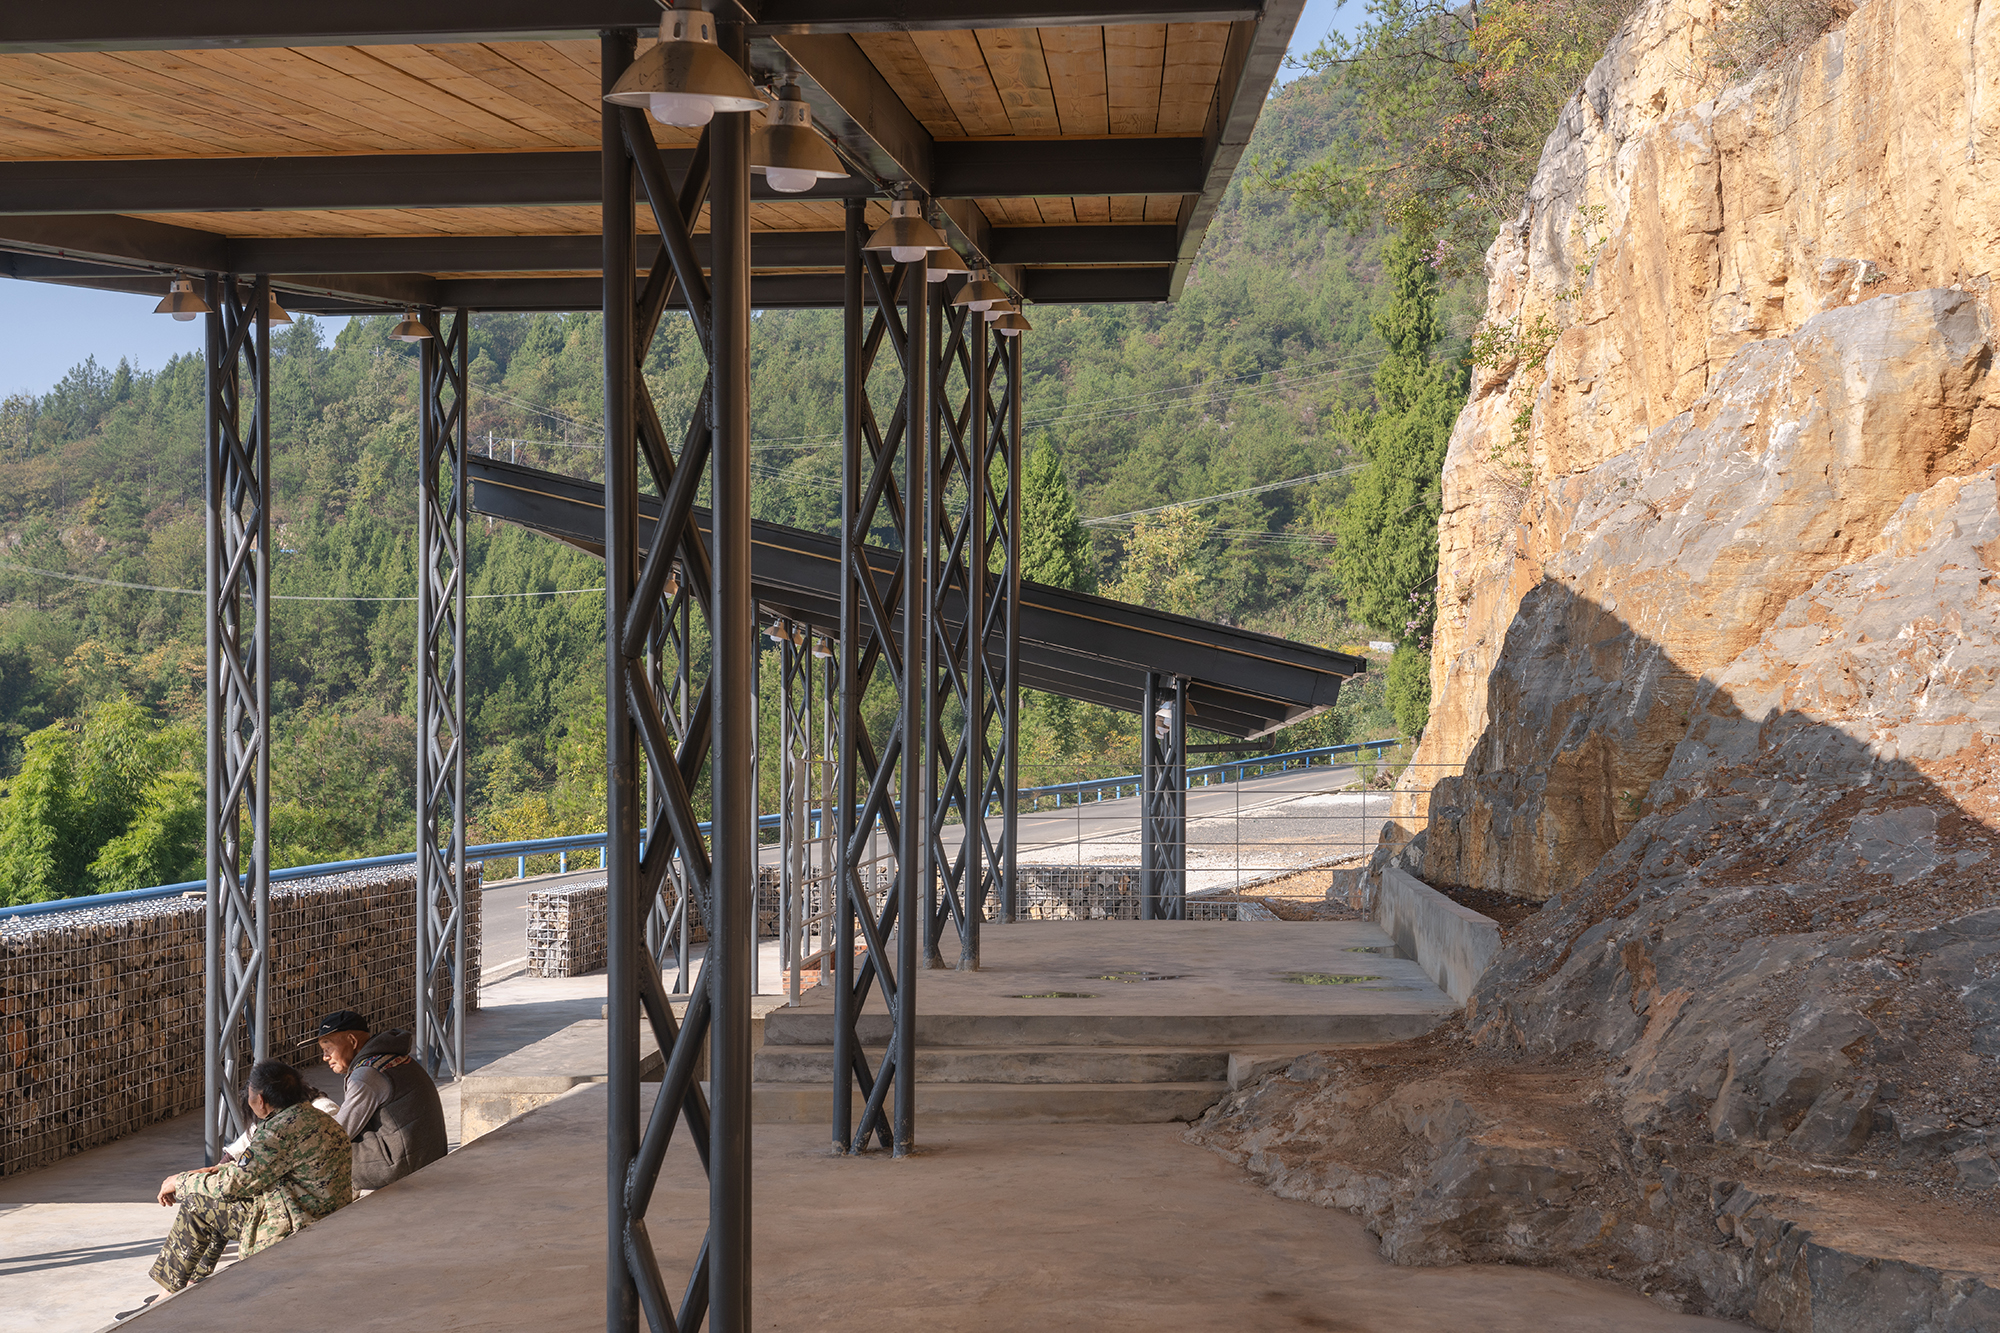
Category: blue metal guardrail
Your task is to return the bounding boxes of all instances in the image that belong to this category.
[1,738,1402,922]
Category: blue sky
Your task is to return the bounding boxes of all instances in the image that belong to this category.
[0,4,1367,400]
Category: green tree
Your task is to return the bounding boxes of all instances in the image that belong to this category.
[1268,0,1632,271]
[1019,436,1095,592]
[1109,508,1216,618]
[1324,223,1464,736]
[1327,225,1463,637]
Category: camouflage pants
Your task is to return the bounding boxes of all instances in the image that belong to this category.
[150,1194,248,1292]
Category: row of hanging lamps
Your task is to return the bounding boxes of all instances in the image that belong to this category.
[604,2,762,128]
[153,273,292,325]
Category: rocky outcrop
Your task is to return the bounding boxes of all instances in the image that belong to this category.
[1199,1,2000,1326]
[1407,0,2000,902]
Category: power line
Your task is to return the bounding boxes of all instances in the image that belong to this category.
[0,562,602,603]
[1082,463,1367,526]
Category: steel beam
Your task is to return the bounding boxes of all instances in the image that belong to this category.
[415,308,470,1082]
[201,273,271,1163]
[0,3,1261,52]
[1173,0,1309,295]
[0,145,1202,215]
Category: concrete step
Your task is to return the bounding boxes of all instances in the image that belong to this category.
[753,1045,1229,1085]
[762,1008,1444,1049]
[748,1080,1229,1125]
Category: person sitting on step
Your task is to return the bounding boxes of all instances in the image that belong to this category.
[151,1059,351,1293]
[313,1009,449,1190]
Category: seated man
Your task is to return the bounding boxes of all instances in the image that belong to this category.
[314,1010,449,1190]
[151,1060,350,1293]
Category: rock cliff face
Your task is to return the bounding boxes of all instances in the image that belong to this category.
[1196,2,2000,1325]
[1411,0,2000,903]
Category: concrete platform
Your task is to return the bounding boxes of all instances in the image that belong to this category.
[459,1019,663,1142]
[765,918,1457,1048]
[120,1082,1735,1333]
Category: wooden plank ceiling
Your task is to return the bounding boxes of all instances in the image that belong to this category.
[0,19,1252,304]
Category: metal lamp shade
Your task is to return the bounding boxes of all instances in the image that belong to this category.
[604,10,762,128]
[390,308,432,342]
[926,247,971,283]
[266,290,293,325]
[951,268,1008,311]
[993,311,1032,336]
[750,110,848,193]
[864,199,949,262]
[153,276,210,322]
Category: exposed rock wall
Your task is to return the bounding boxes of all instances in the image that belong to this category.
[1409,0,2000,902]
[1199,2,2000,1325]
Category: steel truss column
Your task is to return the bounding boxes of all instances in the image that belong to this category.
[987,330,1023,924]
[1140,672,1188,920]
[601,20,751,1332]
[833,198,924,1155]
[203,273,271,1165]
[924,289,985,970]
[416,307,469,1081]
[777,622,812,1005]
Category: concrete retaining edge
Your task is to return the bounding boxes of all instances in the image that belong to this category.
[1372,865,1498,1005]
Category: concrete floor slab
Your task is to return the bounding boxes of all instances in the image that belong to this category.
[767,919,1457,1047]
[119,1082,1735,1333]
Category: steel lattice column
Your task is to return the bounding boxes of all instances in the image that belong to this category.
[776,623,813,1005]
[202,274,272,1164]
[982,329,1024,924]
[924,293,984,970]
[416,308,469,1081]
[833,198,924,1155]
[600,21,754,1331]
[1140,672,1189,920]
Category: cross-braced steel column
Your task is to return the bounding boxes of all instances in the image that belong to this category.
[601,20,753,1330]
[777,622,813,1005]
[924,293,984,969]
[985,330,1024,924]
[416,307,469,1081]
[645,574,695,991]
[202,274,271,1164]
[833,198,924,1155]
[1140,672,1189,919]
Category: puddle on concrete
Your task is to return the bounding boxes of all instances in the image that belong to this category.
[1280,972,1382,985]
[1010,992,1098,999]
[1095,971,1187,983]
[1343,946,1393,954]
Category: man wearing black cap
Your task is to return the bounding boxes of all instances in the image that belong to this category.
[314,1010,448,1191]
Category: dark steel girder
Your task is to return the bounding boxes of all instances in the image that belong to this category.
[464,455,1361,739]
[0,143,1203,215]
[0,3,1264,53]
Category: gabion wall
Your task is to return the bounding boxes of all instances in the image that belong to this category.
[1011,865,1241,921]
[0,866,480,1178]
[525,870,788,979]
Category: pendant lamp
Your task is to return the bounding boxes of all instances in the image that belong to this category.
[603,4,763,129]
[950,266,1007,312]
[926,246,970,284]
[993,310,1032,337]
[390,308,432,342]
[750,80,849,193]
[153,272,210,322]
[265,289,293,325]
[864,197,949,264]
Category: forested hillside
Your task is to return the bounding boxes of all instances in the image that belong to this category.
[0,67,1475,903]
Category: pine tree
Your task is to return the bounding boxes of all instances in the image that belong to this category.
[1330,222,1467,735]
[1018,436,1096,592]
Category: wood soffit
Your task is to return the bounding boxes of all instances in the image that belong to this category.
[0,6,1307,306]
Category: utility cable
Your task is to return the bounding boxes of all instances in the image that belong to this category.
[0,562,603,603]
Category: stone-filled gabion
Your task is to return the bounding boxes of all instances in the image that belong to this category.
[523,869,794,979]
[1010,865,1240,921]
[0,866,480,1178]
